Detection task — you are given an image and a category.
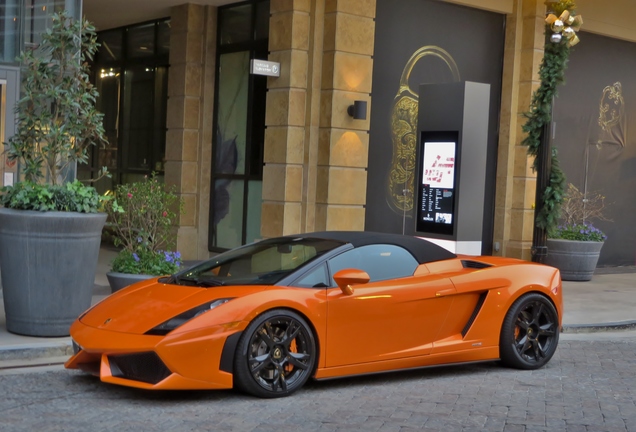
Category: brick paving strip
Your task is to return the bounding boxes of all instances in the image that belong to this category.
[0,340,634,432]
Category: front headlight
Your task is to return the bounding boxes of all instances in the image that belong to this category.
[145,298,233,336]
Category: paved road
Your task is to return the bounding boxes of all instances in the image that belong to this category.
[1,337,636,432]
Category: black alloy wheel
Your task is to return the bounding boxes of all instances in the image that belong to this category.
[500,293,559,370]
[233,309,316,398]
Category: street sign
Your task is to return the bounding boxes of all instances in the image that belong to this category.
[250,59,280,77]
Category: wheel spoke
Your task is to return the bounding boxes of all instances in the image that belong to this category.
[532,303,544,323]
[515,335,528,352]
[259,324,275,348]
[287,352,310,370]
[532,339,542,359]
[249,354,271,374]
[283,321,301,344]
[538,323,555,336]
[515,317,529,330]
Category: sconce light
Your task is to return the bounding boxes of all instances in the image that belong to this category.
[347,100,367,120]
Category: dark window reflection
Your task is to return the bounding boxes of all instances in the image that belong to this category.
[83,18,170,194]
[127,23,155,58]
[97,30,123,62]
[157,20,171,56]
[211,0,270,250]
[220,4,252,45]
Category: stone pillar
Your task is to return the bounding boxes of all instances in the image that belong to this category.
[262,0,375,237]
[165,4,215,259]
[315,0,374,231]
[261,0,311,237]
[494,0,546,260]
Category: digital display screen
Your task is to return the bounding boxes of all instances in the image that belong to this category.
[416,131,459,236]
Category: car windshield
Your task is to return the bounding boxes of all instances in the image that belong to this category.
[171,237,345,287]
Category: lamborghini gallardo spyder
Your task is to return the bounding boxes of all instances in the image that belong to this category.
[66,231,563,398]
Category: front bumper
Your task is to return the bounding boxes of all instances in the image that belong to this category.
[65,319,245,390]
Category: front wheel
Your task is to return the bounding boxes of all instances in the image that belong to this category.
[500,293,559,370]
[233,309,316,398]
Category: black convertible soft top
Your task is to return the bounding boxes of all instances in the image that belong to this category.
[294,231,457,265]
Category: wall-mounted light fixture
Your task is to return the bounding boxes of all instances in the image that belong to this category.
[347,100,368,120]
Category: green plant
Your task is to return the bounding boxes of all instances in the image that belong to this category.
[1,12,107,212]
[0,179,101,212]
[106,174,182,275]
[522,0,582,232]
[549,183,609,242]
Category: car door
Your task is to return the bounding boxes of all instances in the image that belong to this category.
[324,244,455,367]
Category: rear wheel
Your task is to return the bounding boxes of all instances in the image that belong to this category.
[500,293,559,369]
[233,309,316,398]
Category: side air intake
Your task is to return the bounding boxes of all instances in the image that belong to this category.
[461,260,492,269]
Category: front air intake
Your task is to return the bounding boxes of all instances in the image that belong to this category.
[109,352,171,384]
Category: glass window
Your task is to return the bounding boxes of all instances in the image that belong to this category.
[84,19,170,193]
[219,4,252,45]
[292,264,330,288]
[177,238,343,286]
[327,245,419,283]
[157,20,171,56]
[97,30,123,62]
[127,23,155,58]
[246,180,262,244]
[0,1,19,63]
[22,0,80,48]
[122,67,154,171]
[213,179,245,249]
[210,1,269,251]
[216,51,249,175]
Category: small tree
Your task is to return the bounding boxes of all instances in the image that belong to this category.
[4,11,106,185]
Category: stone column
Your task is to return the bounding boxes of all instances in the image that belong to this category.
[262,0,375,237]
[315,0,374,231]
[261,0,311,237]
[494,0,546,260]
[165,4,215,259]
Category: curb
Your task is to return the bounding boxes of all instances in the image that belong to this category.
[0,341,72,362]
[562,320,636,333]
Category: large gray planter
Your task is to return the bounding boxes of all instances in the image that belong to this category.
[0,208,106,336]
[545,239,604,282]
[106,272,153,293]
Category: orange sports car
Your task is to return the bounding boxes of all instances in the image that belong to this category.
[66,231,563,398]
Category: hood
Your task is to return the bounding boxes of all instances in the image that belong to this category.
[81,280,266,334]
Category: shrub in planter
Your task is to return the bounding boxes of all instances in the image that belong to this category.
[105,174,183,291]
[546,184,609,281]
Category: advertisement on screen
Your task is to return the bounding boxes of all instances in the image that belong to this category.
[416,131,459,236]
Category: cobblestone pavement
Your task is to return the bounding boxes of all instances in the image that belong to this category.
[1,339,636,432]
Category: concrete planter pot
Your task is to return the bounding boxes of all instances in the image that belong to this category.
[106,272,154,293]
[0,208,106,336]
[545,239,604,282]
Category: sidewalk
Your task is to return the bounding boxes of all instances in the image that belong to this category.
[1,246,635,363]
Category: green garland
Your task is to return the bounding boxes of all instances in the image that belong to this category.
[521,1,578,232]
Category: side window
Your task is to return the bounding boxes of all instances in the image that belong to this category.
[290,264,329,288]
[327,244,418,283]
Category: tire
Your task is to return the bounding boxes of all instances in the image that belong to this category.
[499,293,559,370]
[233,309,317,398]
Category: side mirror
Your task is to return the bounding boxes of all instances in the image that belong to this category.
[333,268,370,295]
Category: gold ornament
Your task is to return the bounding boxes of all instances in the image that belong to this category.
[545,9,583,47]
[551,19,564,33]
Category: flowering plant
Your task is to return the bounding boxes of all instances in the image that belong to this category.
[106,174,182,275]
[550,223,606,242]
[549,184,609,242]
